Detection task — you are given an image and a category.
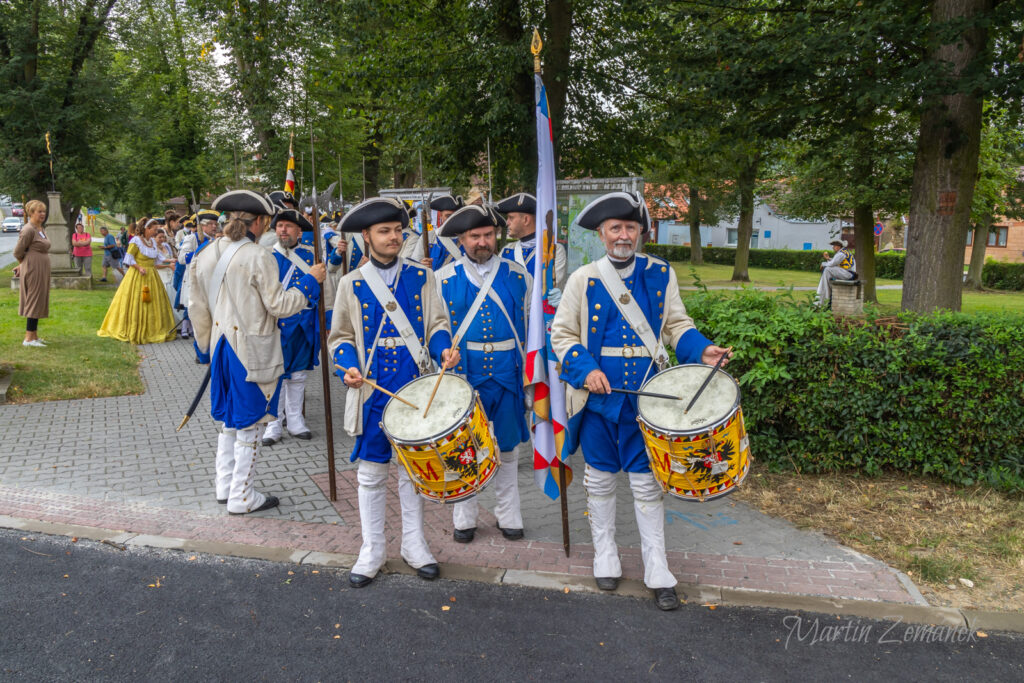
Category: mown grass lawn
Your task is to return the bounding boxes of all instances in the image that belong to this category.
[1,250,141,403]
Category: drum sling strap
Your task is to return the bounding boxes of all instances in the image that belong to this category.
[359,261,432,373]
[595,256,670,372]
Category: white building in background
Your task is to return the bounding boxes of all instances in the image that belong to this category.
[654,200,849,252]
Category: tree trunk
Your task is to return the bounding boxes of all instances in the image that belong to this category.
[852,203,877,303]
[902,0,990,313]
[964,210,993,289]
[730,156,758,282]
[544,0,572,164]
[688,186,703,265]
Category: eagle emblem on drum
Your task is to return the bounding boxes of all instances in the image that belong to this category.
[684,440,735,483]
[444,445,479,480]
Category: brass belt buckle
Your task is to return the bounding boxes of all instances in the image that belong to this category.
[384,337,397,349]
[622,346,635,359]
[483,342,494,353]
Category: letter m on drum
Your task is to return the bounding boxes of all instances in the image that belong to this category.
[665,510,738,531]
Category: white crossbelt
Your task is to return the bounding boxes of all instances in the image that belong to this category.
[208,238,248,312]
[359,261,431,373]
[594,256,669,370]
[467,339,516,352]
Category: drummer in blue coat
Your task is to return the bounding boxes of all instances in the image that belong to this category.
[550,191,731,611]
[263,208,320,446]
[435,204,531,543]
[327,197,460,588]
[496,192,568,292]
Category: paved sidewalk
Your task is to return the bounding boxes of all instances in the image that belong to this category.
[0,338,920,605]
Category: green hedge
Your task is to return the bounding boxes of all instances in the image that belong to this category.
[681,289,1024,492]
[648,244,1024,291]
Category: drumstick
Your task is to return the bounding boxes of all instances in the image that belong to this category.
[335,365,420,410]
[683,347,733,414]
[423,337,461,418]
[609,387,682,401]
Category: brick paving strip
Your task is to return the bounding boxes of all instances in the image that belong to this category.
[13,338,1024,633]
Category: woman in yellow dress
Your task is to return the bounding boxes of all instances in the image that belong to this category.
[98,218,177,344]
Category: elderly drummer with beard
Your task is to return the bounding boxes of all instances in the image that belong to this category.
[327,197,460,589]
[434,204,531,544]
[550,191,730,611]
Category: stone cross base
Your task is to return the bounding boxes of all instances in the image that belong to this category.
[11,270,93,291]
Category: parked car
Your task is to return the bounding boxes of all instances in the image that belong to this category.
[11,203,24,217]
[2,216,22,232]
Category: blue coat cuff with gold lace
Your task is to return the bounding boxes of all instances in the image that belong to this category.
[297,273,321,304]
[675,328,712,365]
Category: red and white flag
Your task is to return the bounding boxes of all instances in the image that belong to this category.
[284,137,296,194]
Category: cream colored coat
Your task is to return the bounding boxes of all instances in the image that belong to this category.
[327,259,451,435]
[188,236,314,398]
[550,256,698,420]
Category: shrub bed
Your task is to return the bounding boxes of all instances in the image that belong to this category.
[681,290,1024,492]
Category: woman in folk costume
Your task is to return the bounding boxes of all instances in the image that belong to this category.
[154,228,182,324]
[551,191,731,611]
[97,218,178,344]
[327,197,460,588]
[188,190,326,515]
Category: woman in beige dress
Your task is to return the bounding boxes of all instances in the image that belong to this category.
[13,199,51,348]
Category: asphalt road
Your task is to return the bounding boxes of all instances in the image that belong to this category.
[1,528,1020,681]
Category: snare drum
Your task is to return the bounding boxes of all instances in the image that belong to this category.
[636,364,751,502]
[381,373,499,504]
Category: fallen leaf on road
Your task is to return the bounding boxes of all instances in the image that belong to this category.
[733,541,743,545]
[71,537,78,543]
[63,574,69,579]
[311,570,319,574]
[977,631,988,638]
[449,597,456,602]
[287,571,295,575]
[563,587,569,594]
[702,604,717,610]
[188,556,197,561]
[441,606,450,611]
[334,624,340,629]
[333,635,341,640]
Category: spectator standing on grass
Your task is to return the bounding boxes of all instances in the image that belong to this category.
[99,226,125,281]
[13,199,51,348]
[118,225,129,251]
[71,220,93,278]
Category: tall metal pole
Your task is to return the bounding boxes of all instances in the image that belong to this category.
[486,137,492,203]
[338,155,348,274]
[309,126,338,501]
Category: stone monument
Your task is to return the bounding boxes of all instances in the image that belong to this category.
[10,191,92,291]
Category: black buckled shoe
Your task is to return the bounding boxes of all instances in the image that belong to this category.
[496,523,524,541]
[349,572,373,588]
[415,563,440,581]
[290,431,313,440]
[262,435,280,447]
[453,527,476,543]
[596,577,619,591]
[654,587,680,611]
[228,495,280,515]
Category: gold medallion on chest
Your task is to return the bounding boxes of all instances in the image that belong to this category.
[619,293,631,305]
[385,301,398,312]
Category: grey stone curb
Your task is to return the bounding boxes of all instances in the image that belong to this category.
[3,514,1021,635]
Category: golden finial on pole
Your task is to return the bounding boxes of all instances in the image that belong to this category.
[531,28,543,73]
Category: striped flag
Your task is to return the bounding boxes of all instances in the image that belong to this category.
[284,138,296,194]
[526,72,572,499]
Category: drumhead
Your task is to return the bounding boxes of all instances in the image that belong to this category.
[381,373,475,442]
[637,364,740,434]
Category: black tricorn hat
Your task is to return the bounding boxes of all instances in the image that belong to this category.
[268,190,298,210]
[575,191,650,234]
[494,192,536,215]
[271,208,314,233]
[212,190,278,217]
[438,204,502,238]
[430,194,465,213]
[338,197,410,233]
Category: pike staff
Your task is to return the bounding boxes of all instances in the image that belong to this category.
[309,126,340,501]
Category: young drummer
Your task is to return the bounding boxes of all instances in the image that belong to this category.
[327,197,460,588]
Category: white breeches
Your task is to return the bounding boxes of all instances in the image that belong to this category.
[217,424,269,514]
[452,447,523,531]
[583,464,676,589]
[351,459,436,578]
[264,371,308,440]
